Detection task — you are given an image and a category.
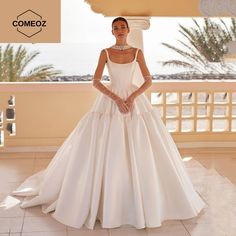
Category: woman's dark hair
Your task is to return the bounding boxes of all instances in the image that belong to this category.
[112,17,129,28]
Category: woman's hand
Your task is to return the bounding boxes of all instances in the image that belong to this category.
[124,95,135,112]
[115,98,130,114]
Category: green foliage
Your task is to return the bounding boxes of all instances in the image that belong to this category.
[162,18,236,73]
[0,44,61,82]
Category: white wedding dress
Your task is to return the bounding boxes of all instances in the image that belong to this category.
[12,48,206,230]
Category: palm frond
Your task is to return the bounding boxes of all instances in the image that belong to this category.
[162,60,200,71]
[161,42,201,64]
[0,44,61,82]
[22,64,61,81]
[161,18,236,74]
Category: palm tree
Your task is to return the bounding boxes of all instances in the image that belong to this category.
[0,44,61,82]
[160,18,236,102]
[161,18,236,74]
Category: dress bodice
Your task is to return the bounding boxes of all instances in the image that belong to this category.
[104,48,139,91]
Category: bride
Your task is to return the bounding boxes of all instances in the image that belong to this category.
[12,16,206,230]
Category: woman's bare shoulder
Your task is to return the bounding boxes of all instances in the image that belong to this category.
[99,48,109,56]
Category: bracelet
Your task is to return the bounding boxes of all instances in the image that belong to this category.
[93,77,101,81]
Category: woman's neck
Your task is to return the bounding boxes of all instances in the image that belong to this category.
[115,40,127,46]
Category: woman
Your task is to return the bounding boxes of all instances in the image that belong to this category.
[12,17,206,230]
[93,17,152,115]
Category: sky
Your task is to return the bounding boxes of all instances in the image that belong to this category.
[0,0,233,75]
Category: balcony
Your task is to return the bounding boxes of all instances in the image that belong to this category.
[0,80,236,151]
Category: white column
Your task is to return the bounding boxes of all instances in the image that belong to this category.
[123,17,151,87]
[125,17,151,51]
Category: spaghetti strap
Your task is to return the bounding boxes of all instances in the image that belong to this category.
[134,48,139,61]
[104,48,109,62]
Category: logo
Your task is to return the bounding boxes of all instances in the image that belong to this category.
[12,9,46,38]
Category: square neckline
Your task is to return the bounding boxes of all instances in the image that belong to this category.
[105,48,139,65]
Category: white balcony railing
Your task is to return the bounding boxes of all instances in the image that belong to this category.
[0,80,236,150]
[150,80,236,133]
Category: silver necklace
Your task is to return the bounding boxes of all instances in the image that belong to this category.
[111,44,132,51]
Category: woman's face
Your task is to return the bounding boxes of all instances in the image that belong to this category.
[112,20,129,40]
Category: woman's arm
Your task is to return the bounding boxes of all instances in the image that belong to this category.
[93,49,129,113]
[93,49,121,102]
[128,49,152,100]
